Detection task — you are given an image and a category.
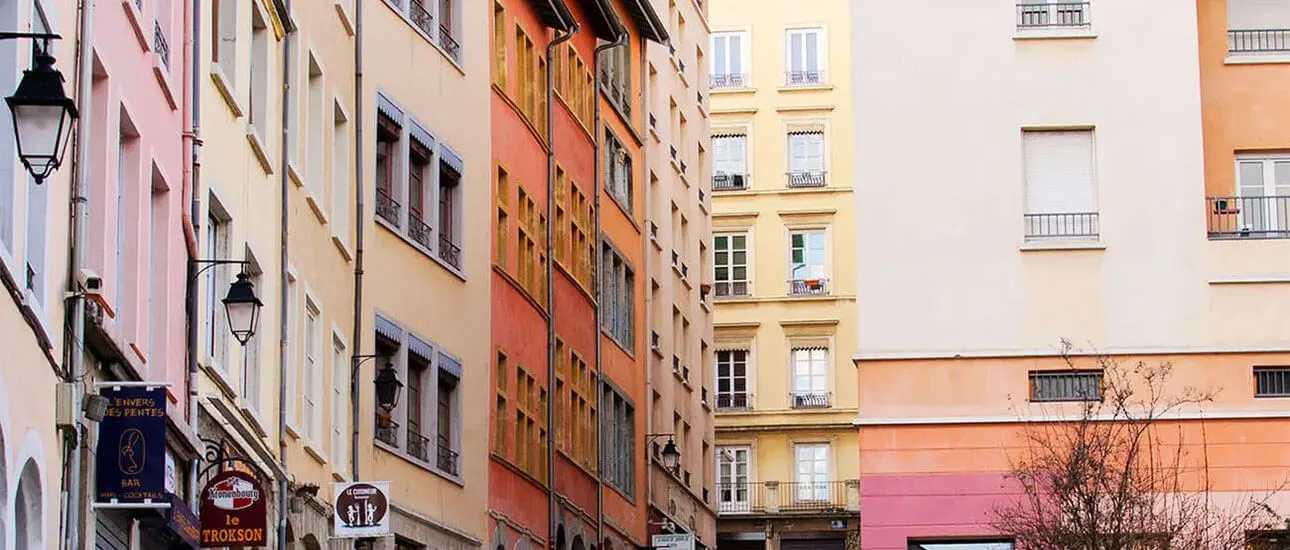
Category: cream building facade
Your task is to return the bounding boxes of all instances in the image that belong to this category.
[707,0,859,549]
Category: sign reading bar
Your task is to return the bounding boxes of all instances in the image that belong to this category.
[200,470,268,547]
[333,481,391,538]
[653,534,696,550]
[95,386,167,504]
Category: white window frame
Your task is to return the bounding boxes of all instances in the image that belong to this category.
[793,442,830,502]
[784,27,826,84]
[790,347,829,394]
[712,233,750,296]
[710,30,749,85]
[284,269,299,428]
[303,293,323,443]
[331,330,350,470]
[787,228,828,281]
[306,50,326,201]
[205,203,233,373]
[331,97,351,246]
[716,445,752,512]
[248,1,270,137]
[1235,153,1290,233]
[786,130,825,175]
[715,348,751,408]
[241,252,265,412]
[712,134,747,177]
[373,312,464,480]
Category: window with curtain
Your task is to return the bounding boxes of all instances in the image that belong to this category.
[794,443,829,501]
[713,134,747,185]
[711,32,746,88]
[787,130,825,187]
[785,28,823,85]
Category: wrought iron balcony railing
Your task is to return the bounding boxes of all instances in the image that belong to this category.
[713,173,748,191]
[376,188,401,227]
[716,480,859,515]
[715,280,749,298]
[439,234,462,269]
[790,391,832,409]
[786,170,826,188]
[375,418,399,447]
[782,481,850,512]
[407,427,431,462]
[1207,196,1290,239]
[409,0,434,36]
[788,278,829,296]
[784,70,825,87]
[716,392,752,411]
[1016,2,1090,29]
[408,215,433,250]
[1023,212,1099,240]
[439,25,462,61]
[710,73,748,90]
[154,21,170,69]
[437,436,459,475]
[1228,29,1290,54]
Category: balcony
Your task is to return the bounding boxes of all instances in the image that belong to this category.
[1015,2,1090,30]
[154,21,170,69]
[786,170,826,188]
[716,392,752,411]
[1023,212,1098,241]
[408,214,433,250]
[784,70,825,87]
[1207,196,1290,239]
[716,480,859,515]
[788,278,829,296]
[437,436,459,475]
[790,391,832,409]
[410,0,435,36]
[439,25,462,61]
[713,173,748,191]
[715,280,749,298]
[407,427,431,462]
[710,73,748,90]
[1228,29,1290,55]
[376,188,401,227]
[439,233,462,269]
[649,220,659,242]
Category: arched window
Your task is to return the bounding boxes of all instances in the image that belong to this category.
[572,534,586,550]
[15,459,41,550]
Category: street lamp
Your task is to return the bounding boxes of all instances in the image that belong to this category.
[5,44,76,184]
[374,362,403,413]
[660,439,681,472]
[221,272,263,346]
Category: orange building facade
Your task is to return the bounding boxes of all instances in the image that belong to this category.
[490,1,667,550]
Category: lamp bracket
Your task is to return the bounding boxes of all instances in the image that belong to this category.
[191,258,250,279]
[0,32,60,41]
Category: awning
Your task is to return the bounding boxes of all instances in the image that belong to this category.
[374,315,402,344]
[376,93,403,122]
[410,121,435,152]
[440,145,464,178]
[409,335,435,364]
[438,351,463,379]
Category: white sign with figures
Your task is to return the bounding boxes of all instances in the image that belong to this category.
[652,534,695,550]
[333,481,392,538]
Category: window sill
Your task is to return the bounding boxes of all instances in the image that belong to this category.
[305,190,329,225]
[122,0,150,53]
[1208,276,1290,285]
[287,161,305,187]
[383,1,466,75]
[376,216,468,282]
[1013,28,1097,40]
[375,439,466,486]
[285,422,302,440]
[200,357,238,401]
[210,68,243,118]
[238,403,270,439]
[1224,54,1290,65]
[601,327,636,360]
[303,442,329,466]
[1018,240,1106,252]
[152,58,178,110]
[711,87,755,95]
[332,235,354,262]
[777,84,833,93]
[335,1,356,36]
[246,127,275,174]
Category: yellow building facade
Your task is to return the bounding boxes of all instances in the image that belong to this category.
[707,0,859,548]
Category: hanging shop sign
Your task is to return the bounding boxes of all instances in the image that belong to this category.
[165,492,201,549]
[199,470,268,547]
[653,534,696,550]
[94,385,167,504]
[333,481,392,538]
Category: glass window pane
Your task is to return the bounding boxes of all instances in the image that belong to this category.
[1240,161,1265,195]
[733,235,746,249]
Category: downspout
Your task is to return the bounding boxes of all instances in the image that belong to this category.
[184,0,203,509]
[62,0,95,548]
[592,30,629,550]
[350,0,365,483]
[277,4,295,548]
[640,34,656,547]
[546,24,577,550]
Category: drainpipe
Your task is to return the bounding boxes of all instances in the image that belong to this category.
[350,0,365,483]
[184,0,204,509]
[277,3,295,548]
[546,24,577,550]
[592,30,629,550]
[61,0,95,548]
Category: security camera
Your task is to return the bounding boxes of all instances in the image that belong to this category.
[77,268,103,295]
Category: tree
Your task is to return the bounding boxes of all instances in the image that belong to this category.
[992,343,1284,550]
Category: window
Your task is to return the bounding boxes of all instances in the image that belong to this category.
[793,443,829,501]
[788,230,827,295]
[713,234,749,298]
[242,263,264,410]
[784,28,824,85]
[716,446,751,513]
[285,274,298,425]
[716,349,749,409]
[516,187,546,302]
[375,112,402,226]
[604,130,632,212]
[787,130,825,187]
[496,166,510,268]
[303,297,322,442]
[567,179,594,289]
[331,335,349,466]
[791,348,829,409]
[438,0,460,61]
[408,137,431,235]
[493,2,507,87]
[909,542,1013,550]
[332,102,351,244]
[515,27,539,126]
[1227,1,1290,54]
[600,242,635,351]
[1234,155,1290,236]
[494,351,509,456]
[116,120,139,318]
[712,133,747,189]
[212,0,237,82]
[600,44,630,116]
[372,316,464,477]
[205,210,232,371]
[1016,0,1091,30]
[438,149,464,269]
[554,43,594,127]
[569,349,597,470]
[1022,130,1097,240]
[436,352,462,475]
[249,5,269,134]
[514,366,544,481]
[554,167,567,265]
[406,344,431,461]
[306,54,325,197]
[600,383,636,497]
[710,32,747,89]
[25,167,47,311]
[1255,367,1290,398]
[1029,370,1103,402]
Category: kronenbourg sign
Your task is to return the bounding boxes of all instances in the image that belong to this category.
[652,534,696,550]
[334,481,392,538]
[199,470,268,547]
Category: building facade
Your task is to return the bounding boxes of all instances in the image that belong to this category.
[642,0,716,546]
[707,0,860,549]
[851,1,1290,550]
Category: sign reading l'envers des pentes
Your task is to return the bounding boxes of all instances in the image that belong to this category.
[94,386,167,503]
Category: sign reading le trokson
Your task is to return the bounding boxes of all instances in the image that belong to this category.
[334,481,391,538]
[200,470,268,547]
[94,386,167,504]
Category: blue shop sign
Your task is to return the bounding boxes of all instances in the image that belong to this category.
[95,386,167,503]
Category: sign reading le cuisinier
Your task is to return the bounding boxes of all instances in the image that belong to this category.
[200,470,268,547]
[94,386,167,504]
[334,481,392,538]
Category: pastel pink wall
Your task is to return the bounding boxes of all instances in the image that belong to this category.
[861,473,1020,550]
[86,0,187,402]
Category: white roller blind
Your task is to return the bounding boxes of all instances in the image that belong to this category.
[1023,130,1096,215]
[1228,0,1290,29]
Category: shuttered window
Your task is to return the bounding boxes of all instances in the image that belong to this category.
[1023,130,1097,239]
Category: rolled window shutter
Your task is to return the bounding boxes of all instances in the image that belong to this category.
[1024,130,1096,215]
[1228,0,1290,29]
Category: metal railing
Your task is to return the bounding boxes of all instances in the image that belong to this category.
[1207,196,1290,239]
[375,418,399,446]
[784,70,825,87]
[154,21,170,69]
[439,234,462,268]
[649,113,657,129]
[788,278,829,296]
[1255,367,1290,398]
[713,173,748,191]
[680,159,688,173]
[716,392,752,410]
[782,481,849,512]
[407,427,431,462]
[408,214,433,250]
[608,84,630,116]
[715,280,749,298]
[717,482,765,514]
[672,249,679,267]
[787,170,826,188]
[439,25,462,61]
[1023,212,1098,240]
[1228,29,1290,53]
[716,480,855,514]
[409,0,435,36]
[711,73,748,89]
[437,436,460,475]
[650,331,660,351]
[790,391,832,409]
[1016,2,1090,29]
[376,188,401,227]
[649,221,659,240]
[670,145,678,160]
